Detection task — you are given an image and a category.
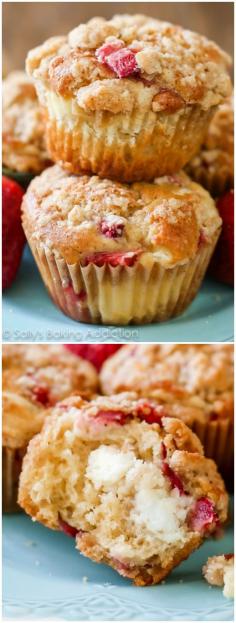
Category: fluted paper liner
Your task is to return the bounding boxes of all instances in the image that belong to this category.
[24,227,220,325]
[44,92,213,182]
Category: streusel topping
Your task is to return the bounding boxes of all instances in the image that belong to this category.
[100,344,233,424]
[26,14,232,113]
[186,94,234,189]
[3,344,98,448]
[2,71,51,173]
[22,166,221,267]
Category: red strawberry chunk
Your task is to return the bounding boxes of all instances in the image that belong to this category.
[64,345,121,371]
[224,554,234,560]
[82,250,141,267]
[63,285,87,304]
[161,441,167,460]
[100,219,124,238]
[162,461,186,495]
[208,190,234,286]
[135,401,165,426]
[106,48,139,78]
[95,410,128,425]
[32,385,51,407]
[2,175,26,289]
[187,497,219,533]
[58,516,78,538]
[95,39,124,63]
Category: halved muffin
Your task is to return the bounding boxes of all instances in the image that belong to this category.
[18,392,228,585]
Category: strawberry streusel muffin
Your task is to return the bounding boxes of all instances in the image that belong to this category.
[26,14,232,182]
[2,344,98,512]
[186,95,234,197]
[203,554,234,599]
[100,344,234,478]
[2,72,51,186]
[22,166,221,325]
[18,393,228,586]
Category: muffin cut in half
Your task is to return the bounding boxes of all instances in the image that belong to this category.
[26,14,232,182]
[2,71,51,187]
[100,344,234,480]
[18,393,228,586]
[203,554,234,599]
[22,167,221,325]
[2,344,98,512]
[186,95,234,197]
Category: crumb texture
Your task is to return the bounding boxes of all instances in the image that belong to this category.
[203,554,234,599]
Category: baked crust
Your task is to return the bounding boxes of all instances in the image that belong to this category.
[26,14,232,114]
[3,344,98,448]
[100,344,234,425]
[186,95,234,194]
[21,166,221,268]
[2,71,51,173]
[18,393,228,586]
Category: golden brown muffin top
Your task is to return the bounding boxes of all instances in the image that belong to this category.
[100,344,234,425]
[3,344,98,448]
[186,95,234,191]
[2,71,51,173]
[22,167,221,267]
[26,14,231,114]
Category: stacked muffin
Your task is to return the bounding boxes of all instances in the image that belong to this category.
[21,14,232,324]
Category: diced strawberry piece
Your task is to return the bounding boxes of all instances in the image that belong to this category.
[161,441,167,460]
[208,190,234,286]
[162,461,186,495]
[100,219,124,238]
[95,39,124,63]
[32,385,51,407]
[224,554,234,560]
[64,345,121,371]
[58,515,78,538]
[135,401,165,426]
[95,410,128,425]
[2,175,26,289]
[187,497,219,533]
[106,48,139,78]
[82,250,141,267]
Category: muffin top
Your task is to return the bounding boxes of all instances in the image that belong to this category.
[18,392,228,585]
[2,71,51,173]
[186,95,234,191]
[26,14,231,114]
[3,344,98,448]
[100,344,234,425]
[22,166,221,268]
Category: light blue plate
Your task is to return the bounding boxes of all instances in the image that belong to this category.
[3,502,234,621]
[3,246,233,343]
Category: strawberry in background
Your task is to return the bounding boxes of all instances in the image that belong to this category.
[65,345,122,371]
[209,190,234,286]
[2,175,26,289]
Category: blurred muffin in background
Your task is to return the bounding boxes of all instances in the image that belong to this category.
[2,71,51,186]
[186,95,234,197]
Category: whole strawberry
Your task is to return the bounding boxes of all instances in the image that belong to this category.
[2,175,26,289]
[65,344,122,371]
[209,190,234,286]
